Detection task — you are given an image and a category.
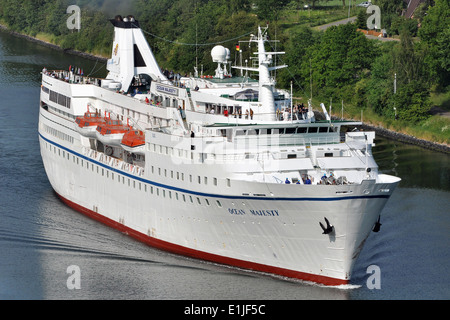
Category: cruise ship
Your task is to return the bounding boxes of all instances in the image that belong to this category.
[38,16,401,286]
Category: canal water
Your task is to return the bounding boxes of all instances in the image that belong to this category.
[0,28,448,301]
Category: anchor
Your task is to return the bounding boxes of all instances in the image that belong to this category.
[372,215,382,232]
[319,217,334,234]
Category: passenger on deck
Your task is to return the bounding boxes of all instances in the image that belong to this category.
[285,178,291,184]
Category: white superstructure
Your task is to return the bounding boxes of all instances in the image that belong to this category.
[38,16,400,285]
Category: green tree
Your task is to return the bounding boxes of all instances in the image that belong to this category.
[373,0,404,14]
[418,0,450,88]
[306,24,375,99]
[278,26,319,93]
[393,80,431,122]
[390,29,431,122]
[254,0,290,21]
[356,9,367,30]
[366,43,395,117]
[393,28,428,85]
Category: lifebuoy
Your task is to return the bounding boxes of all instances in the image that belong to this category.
[105,146,113,156]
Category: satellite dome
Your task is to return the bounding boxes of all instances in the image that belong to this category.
[211,45,230,63]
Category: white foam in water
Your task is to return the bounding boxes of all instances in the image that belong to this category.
[331,284,362,290]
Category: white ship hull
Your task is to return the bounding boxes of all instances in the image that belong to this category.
[37,20,400,285]
[39,109,399,285]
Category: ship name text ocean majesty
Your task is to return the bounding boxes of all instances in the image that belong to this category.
[228,208,279,216]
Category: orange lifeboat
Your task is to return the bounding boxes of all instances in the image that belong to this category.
[95,118,131,146]
[121,130,145,155]
[75,111,105,138]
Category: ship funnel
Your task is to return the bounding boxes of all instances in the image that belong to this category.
[106,16,168,92]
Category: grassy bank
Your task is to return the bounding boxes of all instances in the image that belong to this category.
[310,93,450,146]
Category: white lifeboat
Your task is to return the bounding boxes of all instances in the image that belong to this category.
[95,118,132,146]
[75,111,105,138]
[120,130,145,155]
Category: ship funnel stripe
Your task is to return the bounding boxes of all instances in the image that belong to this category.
[40,133,390,202]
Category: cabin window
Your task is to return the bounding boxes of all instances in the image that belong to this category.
[308,127,318,133]
[216,200,222,208]
[297,127,307,133]
[319,127,329,133]
[285,128,296,134]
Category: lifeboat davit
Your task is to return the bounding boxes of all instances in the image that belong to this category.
[95,118,131,146]
[121,130,145,155]
[75,112,105,138]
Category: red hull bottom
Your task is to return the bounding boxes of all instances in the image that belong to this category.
[56,192,348,286]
